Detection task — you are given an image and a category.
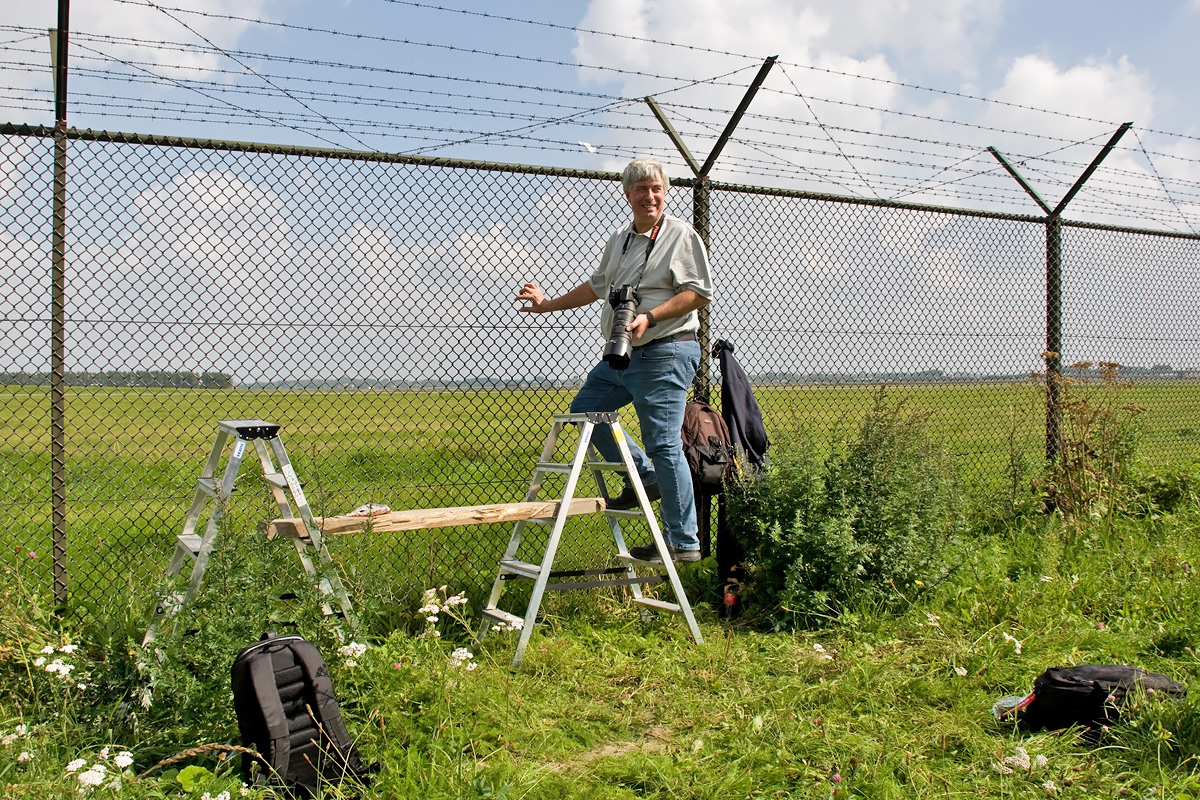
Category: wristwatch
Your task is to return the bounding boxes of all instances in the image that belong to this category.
[645,311,657,328]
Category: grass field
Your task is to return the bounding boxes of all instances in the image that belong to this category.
[0,379,1197,618]
[4,489,1200,799]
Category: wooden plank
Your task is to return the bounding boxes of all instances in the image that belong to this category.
[263,497,606,539]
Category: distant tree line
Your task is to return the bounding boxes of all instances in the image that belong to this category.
[0,371,234,388]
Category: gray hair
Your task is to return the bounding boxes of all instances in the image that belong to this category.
[621,157,669,195]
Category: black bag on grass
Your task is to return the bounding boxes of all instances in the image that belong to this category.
[231,631,373,796]
[1006,664,1185,732]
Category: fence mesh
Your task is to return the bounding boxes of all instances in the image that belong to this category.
[1,127,1197,619]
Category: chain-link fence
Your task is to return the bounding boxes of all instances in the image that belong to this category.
[2,125,1198,619]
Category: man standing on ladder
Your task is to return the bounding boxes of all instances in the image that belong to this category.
[516,157,712,563]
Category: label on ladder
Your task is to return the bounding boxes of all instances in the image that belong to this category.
[233,440,246,459]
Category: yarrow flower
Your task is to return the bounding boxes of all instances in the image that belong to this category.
[17,751,31,762]
[113,751,134,770]
[1002,632,1023,654]
[200,791,231,800]
[77,766,105,788]
[491,618,522,632]
[954,666,968,677]
[337,642,368,667]
[66,758,87,773]
[812,643,833,661]
[448,647,475,669]
[417,586,468,638]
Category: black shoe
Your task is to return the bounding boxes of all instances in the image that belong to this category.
[606,483,660,510]
[627,543,701,564]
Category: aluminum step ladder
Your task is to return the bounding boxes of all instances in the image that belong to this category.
[477,412,704,668]
[143,419,356,645]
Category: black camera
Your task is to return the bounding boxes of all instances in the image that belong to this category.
[602,284,639,370]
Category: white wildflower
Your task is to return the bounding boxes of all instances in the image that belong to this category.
[466,661,479,671]
[60,644,78,654]
[448,647,475,668]
[812,643,833,661]
[113,752,134,769]
[1041,779,1056,794]
[77,768,105,787]
[33,657,45,667]
[240,784,251,797]
[14,724,26,736]
[40,645,56,654]
[926,613,941,627]
[1034,753,1048,768]
[1002,632,1023,654]
[98,747,109,759]
[426,615,439,624]
[338,642,368,660]
[1002,747,1031,771]
[66,758,87,773]
[993,763,1013,775]
[954,666,968,677]
[1,734,17,746]
[17,751,31,762]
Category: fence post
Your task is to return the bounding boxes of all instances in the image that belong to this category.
[50,3,71,607]
[693,177,712,402]
[988,122,1131,464]
[1044,216,1063,462]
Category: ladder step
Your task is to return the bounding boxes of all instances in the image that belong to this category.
[616,552,666,566]
[176,533,203,557]
[632,596,682,614]
[606,508,650,518]
[482,608,525,627]
[263,472,288,489]
[499,559,542,579]
[535,460,627,473]
[196,477,219,497]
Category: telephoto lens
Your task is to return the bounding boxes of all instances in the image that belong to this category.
[602,285,639,369]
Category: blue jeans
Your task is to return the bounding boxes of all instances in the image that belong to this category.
[570,338,701,551]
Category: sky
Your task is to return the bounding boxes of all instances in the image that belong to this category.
[2,0,1199,382]
[5,0,1200,225]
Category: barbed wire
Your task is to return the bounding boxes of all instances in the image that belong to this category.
[2,3,1197,227]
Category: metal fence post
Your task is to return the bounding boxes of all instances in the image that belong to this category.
[693,177,712,403]
[1045,216,1063,463]
[50,3,71,607]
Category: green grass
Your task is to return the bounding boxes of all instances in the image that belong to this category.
[4,495,1200,798]
[1,381,1198,617]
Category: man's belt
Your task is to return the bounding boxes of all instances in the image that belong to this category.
[632,331,698,350]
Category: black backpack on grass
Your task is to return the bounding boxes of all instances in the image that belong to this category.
[1010,664,1186,732]
[231,632,374,797]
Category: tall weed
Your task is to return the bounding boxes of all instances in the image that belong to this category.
[728,389,965,627]
[1033,358,1146,521]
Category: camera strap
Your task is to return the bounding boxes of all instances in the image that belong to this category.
[618,216,663,292]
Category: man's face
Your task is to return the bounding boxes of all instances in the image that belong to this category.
[625,175,666,230]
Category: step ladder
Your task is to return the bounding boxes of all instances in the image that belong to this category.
[143,420,356,645]
[477,412,704,667]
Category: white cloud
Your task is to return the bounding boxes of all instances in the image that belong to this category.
[984,55,1155,141]
[453,224,535,278]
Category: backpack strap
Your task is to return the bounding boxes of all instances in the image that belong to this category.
[247,643,293,780]
[289,639,365,773]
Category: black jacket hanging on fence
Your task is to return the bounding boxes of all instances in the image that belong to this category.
[714,339,768,469]
[712,339,769,601]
